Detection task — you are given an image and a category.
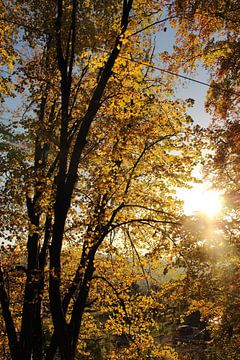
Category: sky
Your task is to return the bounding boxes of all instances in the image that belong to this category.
[155,25,212,127]
[155,24,219,212]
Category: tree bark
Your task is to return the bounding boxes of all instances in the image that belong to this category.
[0,267,21,360]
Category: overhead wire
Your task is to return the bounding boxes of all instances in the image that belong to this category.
[125,56,212,88]
[97,47,239,95]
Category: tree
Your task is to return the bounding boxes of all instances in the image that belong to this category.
[165,0,240,120]
[0,1,195,359]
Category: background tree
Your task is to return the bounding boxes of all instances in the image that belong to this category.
[158,2,240,347]
[137,1,240,357]
[166,0,240,120]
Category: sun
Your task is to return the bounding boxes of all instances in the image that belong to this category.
[177,184,222,217]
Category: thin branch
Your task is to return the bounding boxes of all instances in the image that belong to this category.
[124,134,175,195]
[110,218,180,233]
[67,0,77,86]
[93,275,130,322]
[128,16,178,37]
[126,230,151,293]
[121,204,177,218]
[68,63,89,119]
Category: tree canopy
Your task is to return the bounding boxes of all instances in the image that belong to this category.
[1,1,240,359]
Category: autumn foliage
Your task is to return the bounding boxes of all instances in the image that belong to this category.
[0,1,240,359]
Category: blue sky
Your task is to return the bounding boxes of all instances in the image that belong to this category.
[155,25,212,127]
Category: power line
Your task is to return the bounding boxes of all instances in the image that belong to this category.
[119,53,239,96]
[97,47,234,92]
[128,57,212,87]
[132,58,238,96]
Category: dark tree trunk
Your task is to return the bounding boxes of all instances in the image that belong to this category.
[0,268,22,360]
